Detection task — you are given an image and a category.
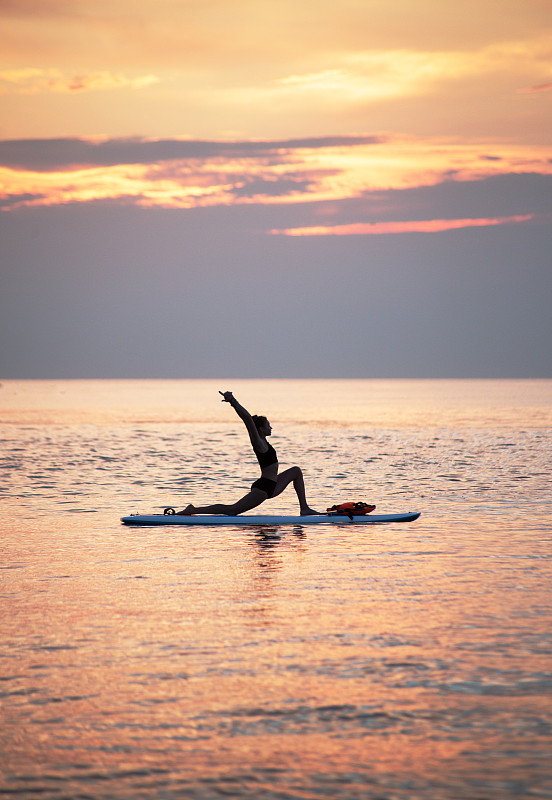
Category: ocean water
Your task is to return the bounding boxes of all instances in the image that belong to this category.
[1,379,551,800]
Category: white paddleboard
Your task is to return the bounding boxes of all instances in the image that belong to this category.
[121,511,420,526]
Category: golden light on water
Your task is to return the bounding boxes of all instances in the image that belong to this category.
[2,380,552,428]
[2,380,552,796]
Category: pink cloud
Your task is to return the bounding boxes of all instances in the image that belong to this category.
[517,82,552,94]
[271,215,534,236]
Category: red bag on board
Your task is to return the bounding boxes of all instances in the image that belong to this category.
[326,501,376,520]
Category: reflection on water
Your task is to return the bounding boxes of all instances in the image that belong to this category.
[1,380,552,799]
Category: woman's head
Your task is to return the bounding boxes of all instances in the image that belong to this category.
[252,415,271,434]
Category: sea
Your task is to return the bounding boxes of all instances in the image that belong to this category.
[1,379,551,800]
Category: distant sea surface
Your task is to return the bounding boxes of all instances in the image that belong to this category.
[1,379,551,800]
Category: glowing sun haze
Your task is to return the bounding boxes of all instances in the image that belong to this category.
[1,0,551,377]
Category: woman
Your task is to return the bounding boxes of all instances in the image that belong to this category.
[178,391,319,516]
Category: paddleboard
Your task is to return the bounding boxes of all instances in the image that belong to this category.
[121,511,420,526]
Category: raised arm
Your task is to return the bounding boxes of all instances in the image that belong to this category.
[219,391,264,449]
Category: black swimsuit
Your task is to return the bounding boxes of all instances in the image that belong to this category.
[251,442,278,496]
[254,442,277,468]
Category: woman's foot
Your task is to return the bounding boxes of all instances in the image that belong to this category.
[177,504,195,516]
[300,507,321,516]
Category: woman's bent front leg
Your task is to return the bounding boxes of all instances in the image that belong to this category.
[272,466,319,515]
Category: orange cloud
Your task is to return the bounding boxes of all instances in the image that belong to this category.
[1,136,550,213]
[271,215,534,236]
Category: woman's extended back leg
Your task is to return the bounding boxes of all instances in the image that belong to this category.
[179,489,267,516]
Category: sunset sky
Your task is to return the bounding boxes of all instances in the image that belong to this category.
[1,0,551,377]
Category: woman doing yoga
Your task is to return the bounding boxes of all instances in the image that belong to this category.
[178,391,319,516]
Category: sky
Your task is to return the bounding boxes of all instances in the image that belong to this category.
[0,0,551,378]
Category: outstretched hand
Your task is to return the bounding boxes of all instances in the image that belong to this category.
[219,390,234,403]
